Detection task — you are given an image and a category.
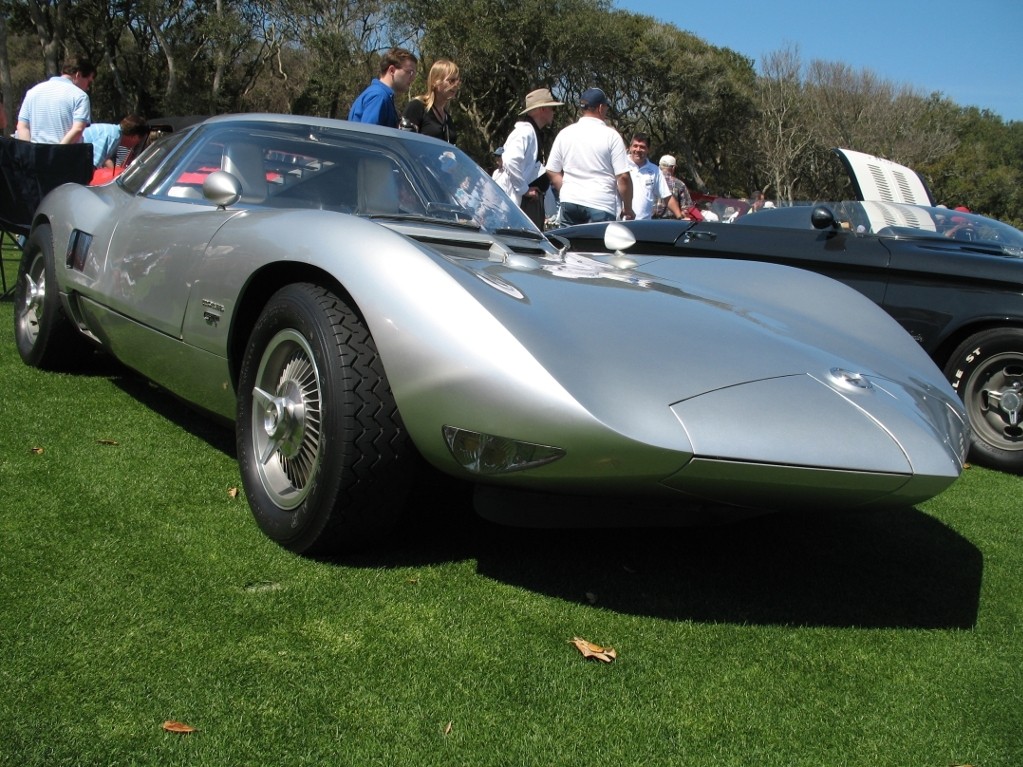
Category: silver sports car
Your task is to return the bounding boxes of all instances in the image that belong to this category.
[14,114,969,554]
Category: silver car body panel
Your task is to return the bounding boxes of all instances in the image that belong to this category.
[32,114,968,514]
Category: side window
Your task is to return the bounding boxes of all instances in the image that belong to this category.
[150,135,230,201]
[266,148,426,216]
[118,130,190,195]
[146,129,274,203]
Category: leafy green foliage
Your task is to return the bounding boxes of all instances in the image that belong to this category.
[3,0,1019,222]
[920,108,1023,227]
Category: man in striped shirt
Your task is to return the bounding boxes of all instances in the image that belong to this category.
[16,56,96,145]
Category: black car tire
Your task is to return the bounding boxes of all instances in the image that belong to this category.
[14,224,89,370]
[944,328,1023,474]
[236,283,412,554]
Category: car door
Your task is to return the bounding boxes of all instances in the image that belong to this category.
[94,127,249,340]
[96,197,237,340]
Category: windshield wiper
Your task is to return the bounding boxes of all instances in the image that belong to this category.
[494,227,544,241]
[363,213,481,231]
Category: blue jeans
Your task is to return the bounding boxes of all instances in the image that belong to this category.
[559,202,616,226]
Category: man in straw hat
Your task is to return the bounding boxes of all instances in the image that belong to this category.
[493,87,563,229]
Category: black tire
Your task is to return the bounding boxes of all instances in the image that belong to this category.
[236,283,412,554]
[14,224,89,370]
[944,328,1023,474]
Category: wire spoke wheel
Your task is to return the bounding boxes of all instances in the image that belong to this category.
[16,252,46,349]
[14,224,89,370]
[236,283,413,554]
[250,329,323,509]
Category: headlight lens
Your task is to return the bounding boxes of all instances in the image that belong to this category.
[442,426,565,475]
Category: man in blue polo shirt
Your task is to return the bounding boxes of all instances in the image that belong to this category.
[16,55,96,144]
[348,48,418,128]
[82,114,149,169]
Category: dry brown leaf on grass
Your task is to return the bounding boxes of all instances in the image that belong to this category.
[96,438,120,446]
[29,447,44,455]
[227,487,240,499]
[162,720,197,734]
[570,637,617,663]
[442,721,453,736]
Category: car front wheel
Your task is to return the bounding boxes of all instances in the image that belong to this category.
[945,328,1023,474]
[14,224,89,370]
[236,283,412,554]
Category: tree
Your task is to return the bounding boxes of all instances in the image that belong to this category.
[267,0,394,118]
[921,106,1023,226]
[0,0,1016,227]
[392,0,619,160]
[22,0,68,77]
[753,46,816,202]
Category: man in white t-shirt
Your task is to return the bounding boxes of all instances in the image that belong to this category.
[546,87,633,225]
[627,133,682,220]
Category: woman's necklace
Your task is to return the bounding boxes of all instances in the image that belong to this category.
[432,103,450,141]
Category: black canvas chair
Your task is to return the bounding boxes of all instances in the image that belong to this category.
[0,137,94,296]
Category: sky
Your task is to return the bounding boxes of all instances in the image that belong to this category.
[614,0,1022,123]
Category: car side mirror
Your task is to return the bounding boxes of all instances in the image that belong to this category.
[810,205,839,231]
[604,222,637,252]
[203,170,242,209]
[603,222,638,269]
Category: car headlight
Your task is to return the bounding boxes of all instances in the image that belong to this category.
[442,426,565,475]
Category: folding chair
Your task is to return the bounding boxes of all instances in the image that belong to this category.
[0,137,94,297]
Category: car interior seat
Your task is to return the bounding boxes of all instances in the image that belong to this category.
[357,156,400,215]
[222,141,267,204]
[271,157,358,212]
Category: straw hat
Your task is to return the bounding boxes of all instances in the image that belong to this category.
[519,88,564,115]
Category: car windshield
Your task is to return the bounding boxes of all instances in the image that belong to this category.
[141,119,537,236]
[734,200,1023,255]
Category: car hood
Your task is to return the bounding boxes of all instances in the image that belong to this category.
[388,244,965,477]
[444,247,946,404]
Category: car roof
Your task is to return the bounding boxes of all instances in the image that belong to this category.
[201,112,404,141]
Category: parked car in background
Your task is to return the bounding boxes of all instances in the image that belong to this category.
[14,118,969,554]
[552,150,1023,473]
[87,116,206,186]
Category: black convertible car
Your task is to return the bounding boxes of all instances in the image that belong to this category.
[553,152,1023,474]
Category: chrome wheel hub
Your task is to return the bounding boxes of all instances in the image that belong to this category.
[250,330,323,509]
[17,259,45,344]
[971,355,1023,446]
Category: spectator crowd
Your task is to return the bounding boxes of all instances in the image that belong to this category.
[9,47,775,226]
[346,48,777,229]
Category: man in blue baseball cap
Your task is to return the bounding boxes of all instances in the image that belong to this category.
[546,87,634,224]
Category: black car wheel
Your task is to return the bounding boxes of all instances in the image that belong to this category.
[14,224,88,370]
[945,329,1023,474]
[236,283,412,554]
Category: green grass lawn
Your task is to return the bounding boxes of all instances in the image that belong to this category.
[1,300,1021,766]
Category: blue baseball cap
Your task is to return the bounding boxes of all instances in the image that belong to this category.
[579,87,609,109]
